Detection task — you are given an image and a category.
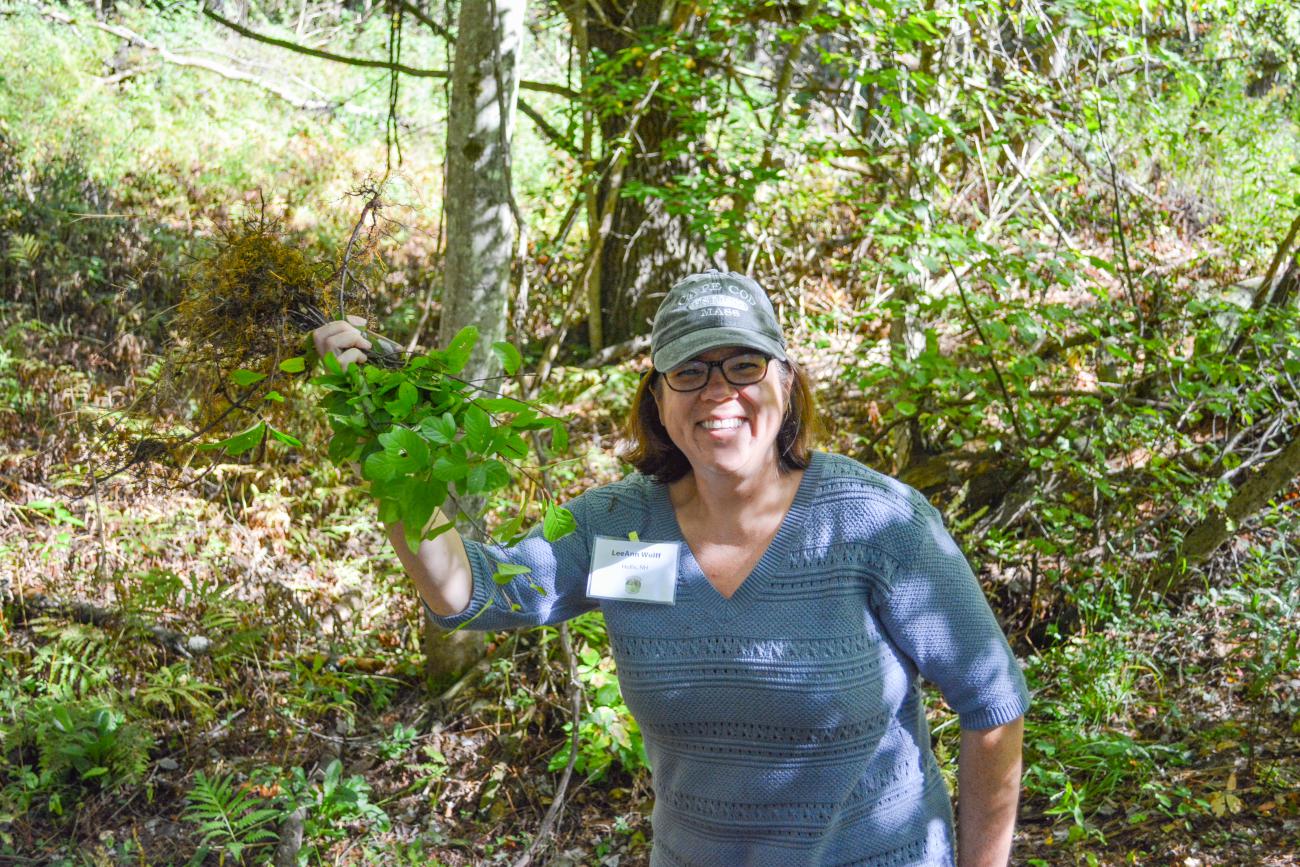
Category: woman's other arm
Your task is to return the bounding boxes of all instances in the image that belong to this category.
[957,715,1024,867]
[314,318,474,617]
[386,513,473,616]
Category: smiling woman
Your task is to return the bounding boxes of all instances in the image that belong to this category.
[313,270,1030,867]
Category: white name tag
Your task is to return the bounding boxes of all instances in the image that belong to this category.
[587,535,679,604]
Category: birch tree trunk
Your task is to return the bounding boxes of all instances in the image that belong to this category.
[424,0,525,683]
[438,0,523,377]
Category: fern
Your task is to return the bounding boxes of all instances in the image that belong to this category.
[137,663,219,722]
[183,771,281,863]
[22,699,154,793]
[31,621,113,700]
[6,232,42,266]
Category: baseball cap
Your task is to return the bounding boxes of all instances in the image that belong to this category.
[650,270,788,372]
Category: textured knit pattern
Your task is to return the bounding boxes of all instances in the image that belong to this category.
[428,451,1031,867]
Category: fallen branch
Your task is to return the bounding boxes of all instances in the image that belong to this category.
[6,593,213,658]
[580,334,650,368]
[1154,427,1300,597]
[273,807,307,867]
[512,622,583,867]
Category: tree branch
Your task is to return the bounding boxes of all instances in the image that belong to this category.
[42,6,415,123]
[1155,427,1300,597]
[202,4,577,154]
[512,622,583,867]
[204,7,578,98]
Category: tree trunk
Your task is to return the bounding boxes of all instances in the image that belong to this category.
[588,0,707,348]
[424,0,525,683]
[1156,429,1300,597]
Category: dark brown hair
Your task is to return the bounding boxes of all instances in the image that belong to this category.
[621,358,823,483]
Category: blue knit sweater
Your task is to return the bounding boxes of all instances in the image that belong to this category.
[428,451,1030,866]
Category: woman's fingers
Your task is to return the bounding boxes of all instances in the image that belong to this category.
[312,319,372,371]
[334,347,369,370]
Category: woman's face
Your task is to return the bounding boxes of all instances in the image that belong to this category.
[656,346,789,480]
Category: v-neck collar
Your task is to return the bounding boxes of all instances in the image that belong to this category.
[650,451,825,621]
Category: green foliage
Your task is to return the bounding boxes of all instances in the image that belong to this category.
[183,771,280,863]
[137,664,220,722]
[286,759,390,853]
[5,699,154,816]
[548,615,648,781]
[377,722,420,761]
[311,325,573,557]
[26,622,115,701]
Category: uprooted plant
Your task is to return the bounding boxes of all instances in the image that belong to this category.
[94,189,574,585]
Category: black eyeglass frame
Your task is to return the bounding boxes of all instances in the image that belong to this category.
[659,351,773,393]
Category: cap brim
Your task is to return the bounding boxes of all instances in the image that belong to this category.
[652,327,787,372]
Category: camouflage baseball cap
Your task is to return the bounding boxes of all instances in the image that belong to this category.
[650,270,787,372]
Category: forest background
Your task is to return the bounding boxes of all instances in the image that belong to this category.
[0,0,1298,863]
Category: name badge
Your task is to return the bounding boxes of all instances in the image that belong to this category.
[587,535,679,604]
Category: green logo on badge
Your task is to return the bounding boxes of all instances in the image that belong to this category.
[625,577,642,594]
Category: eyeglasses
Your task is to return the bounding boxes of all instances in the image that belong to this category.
[661,352,771,392]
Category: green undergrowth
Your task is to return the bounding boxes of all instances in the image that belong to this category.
[927,504,1300,858]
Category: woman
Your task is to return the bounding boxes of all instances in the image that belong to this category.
[314,270,1029,866]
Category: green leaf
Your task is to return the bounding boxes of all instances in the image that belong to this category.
[267,426,302,448]
[445,326,479,374]
[279,356,307,373]
[363,451,403,482]
[402,482,443,551]
[322,352,343,375]
[495,512,526,546]
[230,369,267,387]
[495,431,529,460]
[200,422,266,456]
[384,381,419,419]
[476,396,529,414]
[464,463,488,494]
[378,497,401,524]
[377,426,430,473]
[431,453,468,482]
[896,400,918,417]
[482,459,510,491]
[326,430,359,464]
[491,562,531,585]
[491,341,522,375]
[463,406,492,453]
[263,390,285,403]
[421,412,457,445]
[542,504,576,542]
[546,418,569,453]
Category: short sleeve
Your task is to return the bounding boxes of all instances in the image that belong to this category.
[874,501,1030,731]
[424,491,599,632]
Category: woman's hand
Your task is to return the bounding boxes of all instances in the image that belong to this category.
[312,316,372,372]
